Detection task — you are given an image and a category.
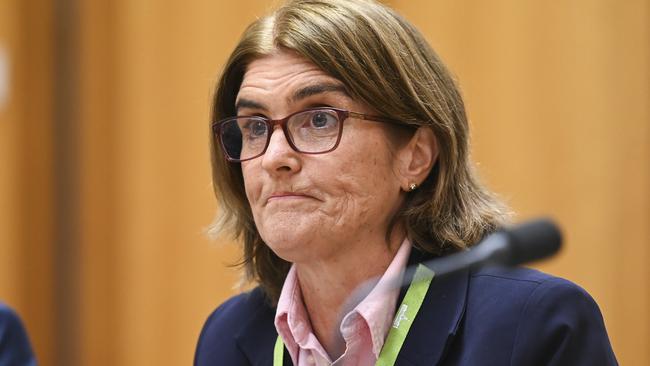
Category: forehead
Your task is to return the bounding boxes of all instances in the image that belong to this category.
[242,51,327,84]
[236,51,351,112]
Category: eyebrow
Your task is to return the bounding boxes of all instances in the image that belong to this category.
[234,82,350,113]
[235,98,267,112]
[291,82,350,103]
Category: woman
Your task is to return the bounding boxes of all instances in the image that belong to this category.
[195,0,617,365]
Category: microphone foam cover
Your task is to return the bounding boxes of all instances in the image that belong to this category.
[506,218,562,265]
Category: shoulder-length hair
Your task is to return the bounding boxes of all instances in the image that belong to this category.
[209,0,510,303]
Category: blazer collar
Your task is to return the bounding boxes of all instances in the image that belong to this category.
[395,248,470,365]
[234,248,470,366]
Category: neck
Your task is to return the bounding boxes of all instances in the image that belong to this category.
[295,230,405,359]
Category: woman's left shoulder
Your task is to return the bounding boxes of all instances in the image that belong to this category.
[468,266,604,317]
[462,266,618,365]
[469,266,593,300]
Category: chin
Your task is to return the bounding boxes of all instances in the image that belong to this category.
[261,230,317,263]
[255,212,331,261]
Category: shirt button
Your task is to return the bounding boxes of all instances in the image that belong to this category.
[306,354,315,364]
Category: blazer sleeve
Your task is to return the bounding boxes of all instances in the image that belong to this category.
[509,278,617,366]
[0,304,36,366]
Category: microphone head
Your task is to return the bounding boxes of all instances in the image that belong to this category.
[504,218,562,265]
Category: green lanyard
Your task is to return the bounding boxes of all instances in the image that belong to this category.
[274,263,435,366]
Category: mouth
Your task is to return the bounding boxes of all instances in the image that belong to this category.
[266,191,316,204]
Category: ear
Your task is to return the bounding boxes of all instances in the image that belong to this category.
[396,127,438,192]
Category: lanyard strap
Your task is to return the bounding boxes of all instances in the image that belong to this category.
[274,264,434,366]
[274,332,285,365]
[375,264,434,365]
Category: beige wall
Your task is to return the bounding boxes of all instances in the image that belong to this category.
[1,0,647,365]
[1,1,56,365]
[389,1,650,364]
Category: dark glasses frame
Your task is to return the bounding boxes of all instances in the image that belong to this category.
[212,107,413,162]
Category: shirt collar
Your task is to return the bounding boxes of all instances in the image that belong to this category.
[274,238,412,361]
[344,238,411,356]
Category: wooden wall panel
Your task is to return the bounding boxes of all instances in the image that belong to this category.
[0,1,57,365]
[2,0,647,365]
[390,1,650,365]
[77,1,118,364]
[0,0,21,306]
[77,1,271,365]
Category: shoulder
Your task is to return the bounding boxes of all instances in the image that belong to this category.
[468,265,587,300]
[460,266,590,336]
[0,303,36,366]
[197,287,270,336]
[467,266,603,318]
[454,267,617,365]
[194,288,276,366]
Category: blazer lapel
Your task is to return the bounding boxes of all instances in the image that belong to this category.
[233,249,470,366]
[396,249,470,365]
[234,295,278,366]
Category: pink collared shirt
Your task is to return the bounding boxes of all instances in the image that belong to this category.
[274,239,412,366]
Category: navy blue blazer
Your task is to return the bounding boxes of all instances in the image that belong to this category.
[195,252,617,365]
[0,303,36,366]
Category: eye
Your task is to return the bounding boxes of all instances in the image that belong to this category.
[309,111,338,129]
[241,119,268,139]
[251,120,268,136]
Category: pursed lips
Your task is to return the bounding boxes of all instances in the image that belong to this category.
[265,191,316,205]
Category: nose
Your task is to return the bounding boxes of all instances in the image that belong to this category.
[260,126,301,174]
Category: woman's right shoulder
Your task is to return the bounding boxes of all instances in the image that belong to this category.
[202,287,270,328]
[194,287,276,366]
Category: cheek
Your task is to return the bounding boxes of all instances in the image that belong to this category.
[317,141,402,227]
[238,127,404,261]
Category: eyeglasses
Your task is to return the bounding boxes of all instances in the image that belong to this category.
[213,107,409,162]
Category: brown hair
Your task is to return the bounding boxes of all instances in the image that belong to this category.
[208,0,510,303]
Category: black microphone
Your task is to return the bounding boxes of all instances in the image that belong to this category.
[335,218,563,348]
[341,218,562,314]
[419,218,562,276]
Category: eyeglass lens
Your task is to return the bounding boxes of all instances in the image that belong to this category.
[219,109,342,161]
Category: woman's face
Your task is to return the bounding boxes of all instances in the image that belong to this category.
[237,51,408,264]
